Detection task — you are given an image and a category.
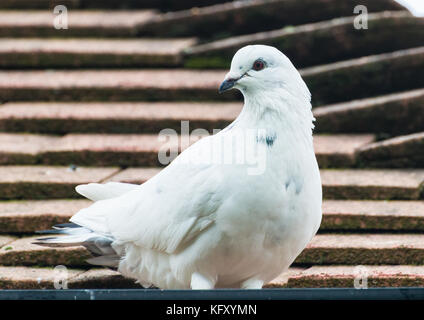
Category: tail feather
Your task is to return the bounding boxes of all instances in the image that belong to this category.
[53,222,80,229]
[36,225,92,236]
[33,223,120,268]
[36,229,67,235]
[34,233,96,247]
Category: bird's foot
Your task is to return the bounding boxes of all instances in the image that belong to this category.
[241,278,264,289]
[190,272,216,290]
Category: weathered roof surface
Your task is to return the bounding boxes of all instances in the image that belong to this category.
[1,0,424,289]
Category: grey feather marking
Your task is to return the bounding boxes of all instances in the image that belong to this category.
[36,222,82,234]
[54,222,80,229]
[285,175,304,195]
[83,237,115,256]
[256,132,277,147]
[36,229,71,235]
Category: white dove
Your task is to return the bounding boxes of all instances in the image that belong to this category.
[35,45,322,289]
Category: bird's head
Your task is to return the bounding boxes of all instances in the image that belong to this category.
[219,45,311,102]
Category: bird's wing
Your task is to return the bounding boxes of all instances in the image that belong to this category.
[71,135,225,254]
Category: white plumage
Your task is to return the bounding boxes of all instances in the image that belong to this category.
[35,45,322,289]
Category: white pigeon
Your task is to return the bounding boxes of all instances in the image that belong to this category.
[35,45,322,289]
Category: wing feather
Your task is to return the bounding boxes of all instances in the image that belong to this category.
[76,182,139,201]
[71,136,224,254]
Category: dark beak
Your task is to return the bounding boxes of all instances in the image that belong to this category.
[219,78,237,93]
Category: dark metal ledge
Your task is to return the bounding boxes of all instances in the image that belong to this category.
[1,288,424,300]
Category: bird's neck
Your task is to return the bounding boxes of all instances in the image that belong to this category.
[235,88,315,148]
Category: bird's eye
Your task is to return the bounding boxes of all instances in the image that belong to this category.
[252,59,265,71]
